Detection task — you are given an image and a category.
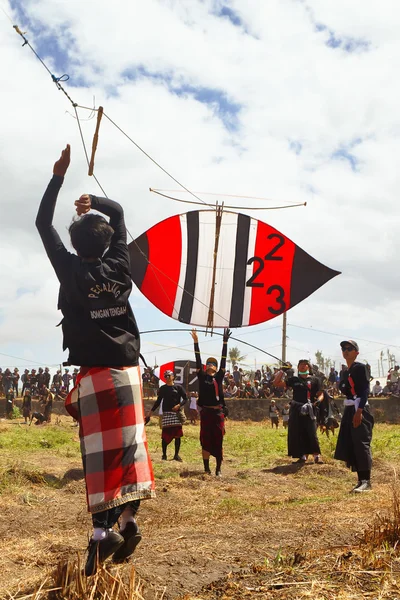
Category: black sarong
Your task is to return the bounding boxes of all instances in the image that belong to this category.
[200,407,225,460]
[334,405,373,472]
[288,401,321,458]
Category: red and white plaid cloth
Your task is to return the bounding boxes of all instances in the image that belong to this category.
[65,366,155,514]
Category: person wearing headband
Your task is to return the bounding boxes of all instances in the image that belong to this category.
[274,359,323,464]
[148,370,187,461]
[191,328,231,477]
[334,341,373,493]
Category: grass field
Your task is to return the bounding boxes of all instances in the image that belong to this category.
[1,417,400,599]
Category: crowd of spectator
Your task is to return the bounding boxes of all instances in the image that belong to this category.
[222,365,294,399]
[0,366,79,399]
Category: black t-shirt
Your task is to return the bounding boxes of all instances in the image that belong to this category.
[36,176,140,367]
[339,362,369,408]
[197,369,225,407]
[151,384,187,413]
[286,376,321,404]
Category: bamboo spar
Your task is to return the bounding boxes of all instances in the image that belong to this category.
[88,106,104,176]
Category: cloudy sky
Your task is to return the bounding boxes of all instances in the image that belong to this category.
[1,0,400,377]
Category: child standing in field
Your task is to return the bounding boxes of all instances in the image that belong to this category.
[269,400,280,428]
[36,145,154,576]
[282,403,290,429]
[189,391,199,424]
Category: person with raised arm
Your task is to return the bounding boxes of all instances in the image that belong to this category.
[191,328,231,477]
[36,145,155,576]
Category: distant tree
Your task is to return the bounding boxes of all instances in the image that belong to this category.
[315,350,325,371]
[229,347,247,367]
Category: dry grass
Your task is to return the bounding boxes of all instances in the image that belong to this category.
[189,475,400,599]
[1,419,400,599]
[4,559,149,600]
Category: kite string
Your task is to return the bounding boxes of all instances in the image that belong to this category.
[73,105,109,199]
[10,22,209,208]
[150,189,306,210]
[102,112,208,206]
[154,189,304,204]
[73,102,231,324]
[139,328,287,364]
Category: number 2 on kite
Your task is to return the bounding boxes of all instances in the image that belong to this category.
[246,234,286,287]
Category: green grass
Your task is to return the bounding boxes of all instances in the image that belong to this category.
[0,420,398,478]
[0,422,80,458]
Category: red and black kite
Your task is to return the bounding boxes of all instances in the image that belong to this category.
[129,210,340,327]
[155,360,199,393]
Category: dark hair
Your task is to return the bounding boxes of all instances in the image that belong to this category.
[298,359,311,370]
[69,215,114,258]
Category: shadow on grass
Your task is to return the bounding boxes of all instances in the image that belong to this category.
[180,469,209,479]
[62,467,84,481]
[263,463,307,475]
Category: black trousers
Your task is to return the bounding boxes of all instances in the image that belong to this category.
[92,499,140,529]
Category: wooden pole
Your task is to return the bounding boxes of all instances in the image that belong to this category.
[282,312,287,363]
[88,106,104,176]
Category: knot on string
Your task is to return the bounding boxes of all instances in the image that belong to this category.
[52,73,70,84]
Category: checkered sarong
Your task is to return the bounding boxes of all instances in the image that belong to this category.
[162,411,181,428]
[65,366,155,513]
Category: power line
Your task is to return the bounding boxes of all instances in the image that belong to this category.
[0,350,58,367]
[289,324,400,350]
[139,328,288,364]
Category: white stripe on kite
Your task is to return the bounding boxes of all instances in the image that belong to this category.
[212,212,237,327]
[242,217,258,326]
[172,214,187,319]
[191,211,218,326]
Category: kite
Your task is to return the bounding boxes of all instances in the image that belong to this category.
[8,20,341,332]
[129,210,340,328]
[155,360,200,393]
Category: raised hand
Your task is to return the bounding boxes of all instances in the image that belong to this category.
[74,194,91,216]
[191,328,198,343]
[223,328,232,342]
[53,144,71,177]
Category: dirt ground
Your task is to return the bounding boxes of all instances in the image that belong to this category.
[0,419,399,599]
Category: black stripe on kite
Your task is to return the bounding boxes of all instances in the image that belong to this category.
[129,233,149,290]
[178,211,199,323]
[229,213,251,327]
[290,247,341,309]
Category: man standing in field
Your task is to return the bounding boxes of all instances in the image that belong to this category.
[36,144,155,575]
[334,341,373,493]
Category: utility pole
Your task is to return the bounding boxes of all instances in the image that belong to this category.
[282,312,287,363]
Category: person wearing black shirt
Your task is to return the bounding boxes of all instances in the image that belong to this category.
[44,367,51,389]
[36,145,153,576]
[191,328,230,477]
[148,370,187,461]
[37,368,45,393]
[334,340,373,493]
[22,389,32,424]
[21,369,30,397]
[52,370,62,393]
[274,359,323,464]
[42,388,54,423]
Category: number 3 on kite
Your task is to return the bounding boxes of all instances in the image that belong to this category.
[129,210,340,328]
